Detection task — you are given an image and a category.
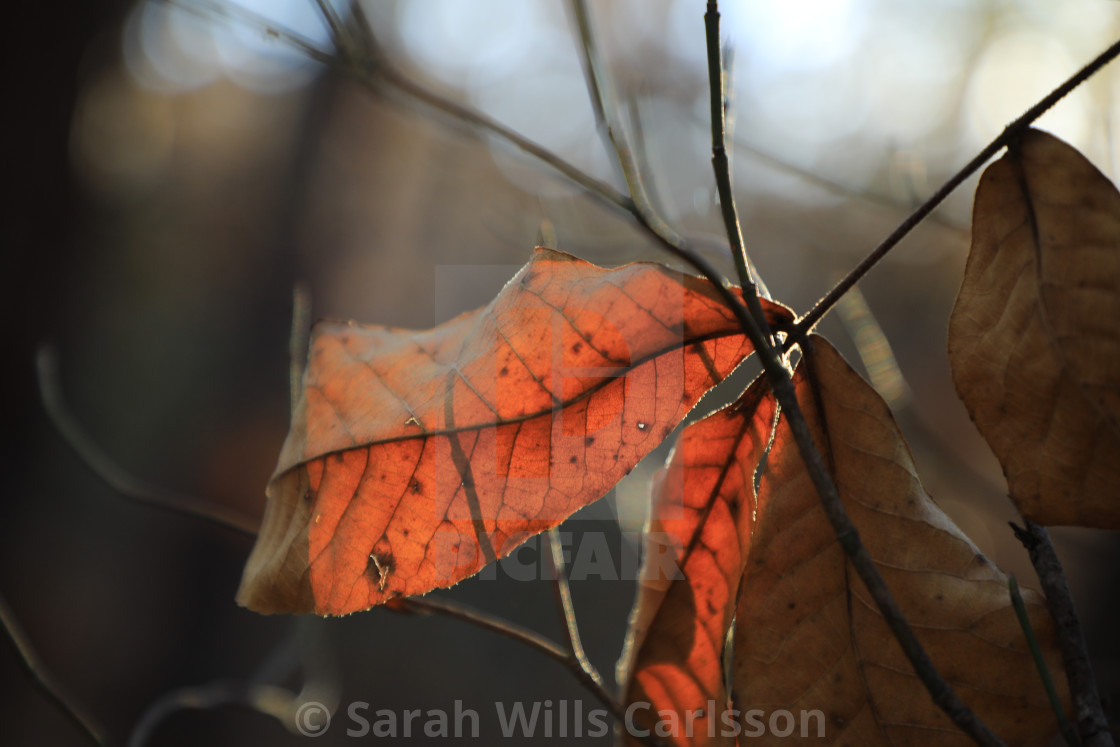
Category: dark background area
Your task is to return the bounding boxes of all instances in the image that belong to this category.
[4,1,1120,744]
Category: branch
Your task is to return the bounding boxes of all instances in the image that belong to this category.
[562,0,782,388]
[1012,522,1115,747]
[544,528,604,690]
[703,1,757,296]
[397,596,665,747]
[35,345,259,537]
[1007,575,1079,747]
[289,283,312,416]
[703,1,777,352]
[0,590,112,746]
[791,35,1120,345]
[777,343,1005,746]
[129,617,339,746]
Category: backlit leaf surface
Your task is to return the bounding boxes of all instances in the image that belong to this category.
[238,248,791,614]
[621,337,1066,746]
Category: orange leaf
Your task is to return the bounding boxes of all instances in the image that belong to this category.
[237,248,792,615]
[948,128,1120,528]
[621,337,1066,746]
[618,374,775,747]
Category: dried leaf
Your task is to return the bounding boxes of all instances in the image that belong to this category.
[617,375,776,746]
[238,248,791,615]
[948,128,1120,528]
[621,337,1066,746]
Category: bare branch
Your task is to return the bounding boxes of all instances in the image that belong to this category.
[792,35,1120,345]
[36,345,259,537]
[1007,575,1080,747]
[396,596,666,747]
[544,528,604,690]
[1012,523,1115,747]
[0,590,112,746]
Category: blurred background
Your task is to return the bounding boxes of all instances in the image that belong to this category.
[5,0,1120,743]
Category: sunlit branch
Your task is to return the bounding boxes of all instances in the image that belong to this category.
[160,0,336,67]
[544,528,604,690]
[562,0,779,389]
[703,2,760,300]
[793,35,1120,347]
[703,2,775,346]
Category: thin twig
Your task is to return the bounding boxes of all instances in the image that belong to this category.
[129,681,294,747]
[703,1,775,344]
[397,596,665,747]
[289,283,312,415]
[0,590,112,746]
[1012,522,1115,747]
[791,35,1120,346]
[310,0,346,47]
[562,0,778,375]
[161,0,336,67]
[1008,575,1080,747]
[195,0,771,360]
[566,0,625,188]
[544,528,604,690]
[129,618,338,746]
[703,2,757,298]
[36,345,259,537]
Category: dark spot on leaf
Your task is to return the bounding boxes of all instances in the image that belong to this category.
[332,453,345,464]
[571,341,583,354]
[788,602,796,609]
[499,366,509,376]
[569,455,577,464]
[302,490,315,503]
[367,551,394,591]
[585,436,596,446]
[409,478,422,494]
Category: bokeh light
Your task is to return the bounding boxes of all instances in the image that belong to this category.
[123,0,330,94]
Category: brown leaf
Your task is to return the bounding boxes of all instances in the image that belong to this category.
[948,128,1120,528]
[621,336,1066,746]
[237,247,792,615]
